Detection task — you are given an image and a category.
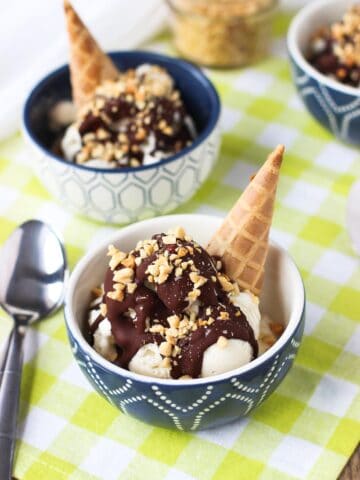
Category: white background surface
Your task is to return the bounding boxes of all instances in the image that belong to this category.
[0,0,313,140]
[0,0,166,140]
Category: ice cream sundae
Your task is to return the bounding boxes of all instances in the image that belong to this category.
[308,5,360,88]
[55,1,196,168]
[87,145,285,379]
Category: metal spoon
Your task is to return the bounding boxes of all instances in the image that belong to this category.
[0,220,67,480]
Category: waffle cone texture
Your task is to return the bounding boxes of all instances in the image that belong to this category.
[207,145,285,296]
[63,0,119,109]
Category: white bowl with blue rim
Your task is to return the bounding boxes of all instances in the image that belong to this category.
[65,214,305,431]
[22,51,221,224]
[287,0,360,146]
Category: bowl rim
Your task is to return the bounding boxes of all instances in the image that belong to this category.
[287,0,360,98]
[64,213,306,386]
[22,50,221,175]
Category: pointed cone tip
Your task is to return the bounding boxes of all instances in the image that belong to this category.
[267,144,285,169]
[207,145,285,295]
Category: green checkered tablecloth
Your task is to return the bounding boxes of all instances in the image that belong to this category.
[0,9,359,480]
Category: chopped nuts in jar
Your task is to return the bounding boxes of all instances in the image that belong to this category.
[167,0,278,67]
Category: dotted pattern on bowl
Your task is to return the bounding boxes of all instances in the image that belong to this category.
[66,314,304,431]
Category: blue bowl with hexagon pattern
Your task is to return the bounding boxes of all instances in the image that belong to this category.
[64,214,305,431]
[22,51,221,224]
[288,0,360,147]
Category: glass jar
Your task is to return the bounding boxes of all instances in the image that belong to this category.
[167,0,278,68]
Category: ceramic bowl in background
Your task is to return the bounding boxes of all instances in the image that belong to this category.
[65,214,305,431]
[287,0,360,146]
[22,51,221,224]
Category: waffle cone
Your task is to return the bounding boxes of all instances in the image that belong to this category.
[63,0,119,109]
[207,145,284,296]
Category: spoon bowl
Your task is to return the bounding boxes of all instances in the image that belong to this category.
[0,220,66,323]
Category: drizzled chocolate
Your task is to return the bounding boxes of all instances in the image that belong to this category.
[63,65,195,167]
[88,228,258,379]
[309,37,360,87]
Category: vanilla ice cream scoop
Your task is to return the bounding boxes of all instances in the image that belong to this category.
[129,343,171,379]
[93,318,117,362]
[61,124,82,161]
[201,338,253,377]
[50,100,77,129]
[232,291,260,340]
[200,291,261,377]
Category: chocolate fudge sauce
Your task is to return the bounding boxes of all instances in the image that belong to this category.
[90,232,258,379]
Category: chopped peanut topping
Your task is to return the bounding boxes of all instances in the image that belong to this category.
[108,245,127,271]
[187,288,201,303]
[162,235,176,245]
[121,255,135,269]
[172,345,181,357]
[113,267,134,284]
[167,328,179,338]
[127,283,137,294]
[107,289,124,302]
[189,272,207,289]
[177,246,188,258]
[262,334,275,346]
[144,243,154,256]
[168,315,180,329]
[269,322,284,336]
[219,311,230,321]
[175,267,183,278]
[159,341,173,357]
[169,226,186,240]
[161,357,171,368]
[149,324,165,334]
[91,286,103,298]
[217,336,228,348]
[218,274,234,292]
[146,254,173,284]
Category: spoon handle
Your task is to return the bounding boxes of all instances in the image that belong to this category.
[0,329,14,388]
[0,326,26,480]
[0,334,10,387]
